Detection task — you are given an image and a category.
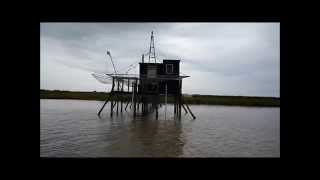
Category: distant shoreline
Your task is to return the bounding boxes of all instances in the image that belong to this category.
[40,89,280,107]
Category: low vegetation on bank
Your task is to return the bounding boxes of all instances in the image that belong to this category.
[40,89,280,107]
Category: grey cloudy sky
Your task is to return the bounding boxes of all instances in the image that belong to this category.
[40,23,280,97]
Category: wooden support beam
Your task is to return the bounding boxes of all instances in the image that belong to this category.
[110,78,115,117]
[111,100,117,117]
[165,82,167,120]
[116,80,119,115]
[125,99,130,111]
[183,99,196,119]
[121,80,124,113]
[98,77,115,116]
[141,101,145,114]
[128,79,130,92]
[98,92,113,116]
[133,80,137,117]
[131,82,134,109]
[174,96,176,115]
[181,103,188,114]
[156,104,158,120]
[110,98,114,117]
[179,80,182,119]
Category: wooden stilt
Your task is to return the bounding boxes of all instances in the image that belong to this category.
[179,80,182,119]
[110,98,114,117]
[133,79,137,117]
[183,99,196,119]
[110,78,115,117]
[125,100,130,111]
[156,104,158,119]
[142,102,145,114]
[181,103,188,114]
[128,79,130,92]
[116,100,119,115]
[174,96,176,115]
[121,80,124,113]
[116,80,119,115]
[131,82,134,108]
[98,77,115,116]
[165,82,167,120]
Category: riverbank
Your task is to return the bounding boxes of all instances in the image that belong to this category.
[40,89,280,107]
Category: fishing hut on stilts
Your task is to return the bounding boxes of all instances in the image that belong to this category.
[96,31,195,120]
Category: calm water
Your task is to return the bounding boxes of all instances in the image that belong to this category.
[40,99,280,157]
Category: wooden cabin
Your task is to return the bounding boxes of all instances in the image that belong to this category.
[139,59,181,95]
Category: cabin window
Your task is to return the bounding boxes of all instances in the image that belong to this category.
[166,64,174,74]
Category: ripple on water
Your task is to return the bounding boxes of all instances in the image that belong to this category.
[40,100,280,157]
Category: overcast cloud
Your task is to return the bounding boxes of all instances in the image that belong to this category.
[40,23,280,97]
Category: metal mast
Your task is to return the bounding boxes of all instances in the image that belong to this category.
[148,31,156,63]
[107,50,117,74]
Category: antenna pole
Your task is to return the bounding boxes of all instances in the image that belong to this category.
[148,31,156,63]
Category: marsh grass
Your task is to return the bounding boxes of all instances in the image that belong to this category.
[40,89,280,107]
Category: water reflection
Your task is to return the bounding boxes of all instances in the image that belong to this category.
[97,112,185,157]
[131,115,184,157]
[41,100,280,157]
